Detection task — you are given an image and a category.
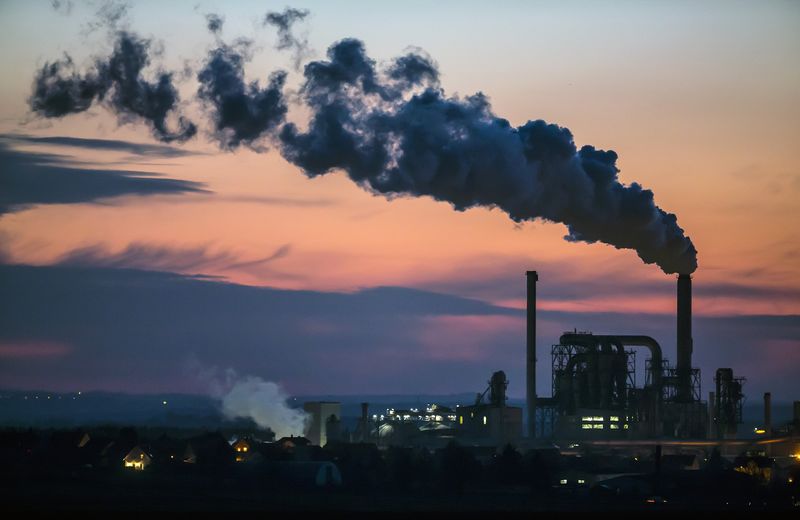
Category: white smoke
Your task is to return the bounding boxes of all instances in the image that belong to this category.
[190,361,308,439]
[219,375,308,439]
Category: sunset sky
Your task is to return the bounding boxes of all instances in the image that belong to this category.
[1,1,798,400]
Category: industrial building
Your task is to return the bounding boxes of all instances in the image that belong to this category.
[303,401,341,447]
[526,271,747,442]
[454,371,523,445]
[307,270,790,453]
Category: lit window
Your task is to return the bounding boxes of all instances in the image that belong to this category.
[578,479,585,484]
[581,416,593,422]
[459,416,463,425]
[560,479,568,485]
[592,416,604,422]
[582,424,592,429]
[483,416,487,425]
[610,416,619,422]
[610,424,619,430]
[623,424,629,429]
[593,424,604,429]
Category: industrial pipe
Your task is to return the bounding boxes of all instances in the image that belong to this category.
[526,271,538,438]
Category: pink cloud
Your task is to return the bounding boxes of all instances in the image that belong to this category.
[0,340,71,359]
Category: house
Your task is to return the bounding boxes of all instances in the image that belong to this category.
[231,438,251,462]
[123,445,152,471]
[182,433,234,467]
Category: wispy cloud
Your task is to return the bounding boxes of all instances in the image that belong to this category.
[56,241,292,275]
[1,134,205,158]
[0,142,206,215]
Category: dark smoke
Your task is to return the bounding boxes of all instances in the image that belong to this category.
[205,13,224,35]
[28,22,697,273]
[29,31,196,143]
[197,43,288,149]
[280,39,697,274]
[263,7,310,69]
[50,0,74,16]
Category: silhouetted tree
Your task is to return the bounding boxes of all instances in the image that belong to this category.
[438,440,480,495]
[490,443,523,486]
[523,449,558,496]
[385,446,415,491]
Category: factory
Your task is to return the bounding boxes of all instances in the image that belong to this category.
[306,269,799,455]
[527,271,746,442]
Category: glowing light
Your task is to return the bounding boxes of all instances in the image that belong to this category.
[560,479,568,485]
[162,400,168,405]
[482,416,487,425]
[578,479,585,484]
[459,416,463,425]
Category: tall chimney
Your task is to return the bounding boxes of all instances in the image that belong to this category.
[764,393,772,437]
[677,274,693,402]
[526,271,538,438]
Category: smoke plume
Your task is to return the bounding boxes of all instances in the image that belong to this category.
[263,7,311,69]
[28,15,697,273]
[195,364,308,438]
[29,31,196,143]
[197,42,288,149]
[279,39,697,274]
[205,13,224,35]
[220,375,308,439]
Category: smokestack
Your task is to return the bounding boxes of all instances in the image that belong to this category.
[526,271,538,438]
[764,393,772,437]
[677,274,693,402]
[708,391,716,439]
[360,402,369,442]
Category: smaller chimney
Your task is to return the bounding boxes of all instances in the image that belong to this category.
[526,271,538,439]
[764,392,772,437]
[360,402,369,442]
[708,391,716,439]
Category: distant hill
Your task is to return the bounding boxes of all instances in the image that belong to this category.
[0,389,793,439]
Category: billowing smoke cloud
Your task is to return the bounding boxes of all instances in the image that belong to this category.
[263,7,310,69]
[218,373,308,439]
[197,42,288,149]
[205,13,224,35]
[29,31,196,143]
[279,38,697,274]
[28,17,697,273]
